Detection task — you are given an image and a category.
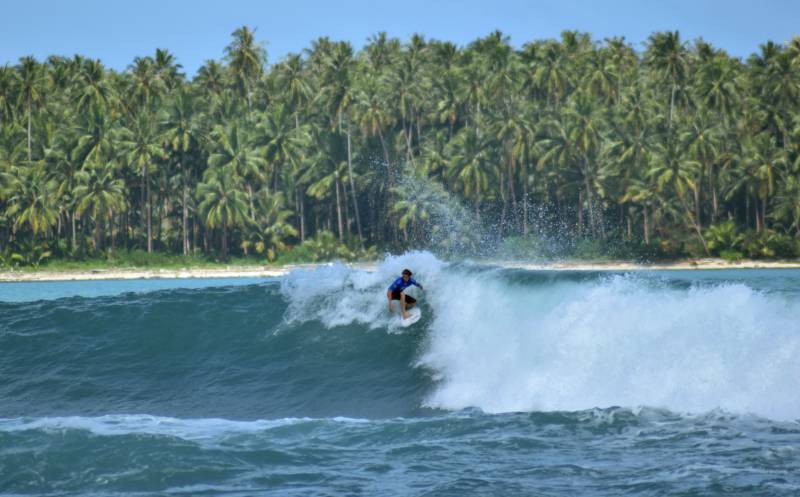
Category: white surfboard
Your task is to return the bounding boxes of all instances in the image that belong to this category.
[398,306,422,327]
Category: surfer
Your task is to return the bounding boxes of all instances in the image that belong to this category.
[387,269,423,319]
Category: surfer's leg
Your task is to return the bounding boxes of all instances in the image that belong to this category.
[400,293,409,319]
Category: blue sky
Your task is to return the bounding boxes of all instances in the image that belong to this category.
[2,0,798,76]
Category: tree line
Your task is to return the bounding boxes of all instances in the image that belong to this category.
[2,27,800,264]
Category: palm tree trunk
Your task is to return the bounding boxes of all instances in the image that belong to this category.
[584,183,595,237]
[404,125,415,166]
[378,130,392,176]
[679,193,709,254]
[182,188,189,255]
[341,178,351,237]
[71,213,77,251]
[296,186,305,242]
[745,194,751,230]
[522,175,529,236]
[346,125,363,241]
[627,214,632,241]
[181,157,189,256]
[693,184,701,229]
[27,95,32,163]
[754,194,761,232]
[192,216,199,254]
[94,215,103,253]
[643,207,650,245]
[710,166,719,223]
[157,198,163,246]
[334,174,344,242]
[145,164,153,253]
[221,214,228,259]
[669,84,676,129]
[109,213,115,251]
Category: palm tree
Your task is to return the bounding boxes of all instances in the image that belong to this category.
[647,133,708,251]
[161,88,199,254]
[208,121,265,221]
[743,133,787,232]
[275,54,311,128]
[304,151,348,242]
[194,60,229,119]
[354,79,393,173]
[73,58,113,114]
[73,104,116,169]
[681,112,721,224]
[253,103,309,238]
[119,111,162,252]
[773,171,800,236]
[5,164,60,237]
[645,31,688,128]
[447,126,493,220]
[538,115,575,195]
[249,189,298,259]
[153,48,184,91]
[0,65,16,129]
[45,128,83,249]
[433,70,462,137]
[529,41,571,108]
[693,49,740,125]
[16,56,45,162]
[197,166,248,259]
[225,26,266,109]
[128,56,162,111]
[317,41,364,240]
[253,103,306,192]
[74,164,127,252]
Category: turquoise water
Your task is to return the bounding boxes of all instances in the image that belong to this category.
[0,277,266,302]
[2,253,800,496]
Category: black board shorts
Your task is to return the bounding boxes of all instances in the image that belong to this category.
[390,291,416,304]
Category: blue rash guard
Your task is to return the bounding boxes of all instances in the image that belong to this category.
[388,277,422,293]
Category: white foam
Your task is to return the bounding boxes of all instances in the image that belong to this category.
[280,252,800,421]
[0,414,377,439]
[420,271,800,421]
[280,251,443,330]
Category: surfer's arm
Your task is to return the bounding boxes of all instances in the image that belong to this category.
[411,279,423,290]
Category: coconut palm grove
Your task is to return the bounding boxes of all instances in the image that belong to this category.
[2,27,800,265]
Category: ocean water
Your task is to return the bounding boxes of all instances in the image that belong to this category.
[2,252,800,496]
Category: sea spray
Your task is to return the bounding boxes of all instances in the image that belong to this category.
[392,166,485,257]
[280,250,445,329]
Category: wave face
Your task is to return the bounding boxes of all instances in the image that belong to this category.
[3,253,800,495]
[280,253,800,420]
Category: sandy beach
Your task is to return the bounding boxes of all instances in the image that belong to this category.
[1,258,799,283]
[0,266,301,283]
[499,258,800,272]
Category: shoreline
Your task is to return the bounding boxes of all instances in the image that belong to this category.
[497,258,800,272]
[1,258,800,283]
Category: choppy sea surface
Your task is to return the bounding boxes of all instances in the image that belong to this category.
[2,253,800,496]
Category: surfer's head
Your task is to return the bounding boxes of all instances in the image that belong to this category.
[402,269,412,280]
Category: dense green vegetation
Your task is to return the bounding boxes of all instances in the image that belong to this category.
[1,28,800,266]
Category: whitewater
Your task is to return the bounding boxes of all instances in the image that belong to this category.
[2,252,800,496]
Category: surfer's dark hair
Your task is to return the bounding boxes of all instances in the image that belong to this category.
[402,269,412,276]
